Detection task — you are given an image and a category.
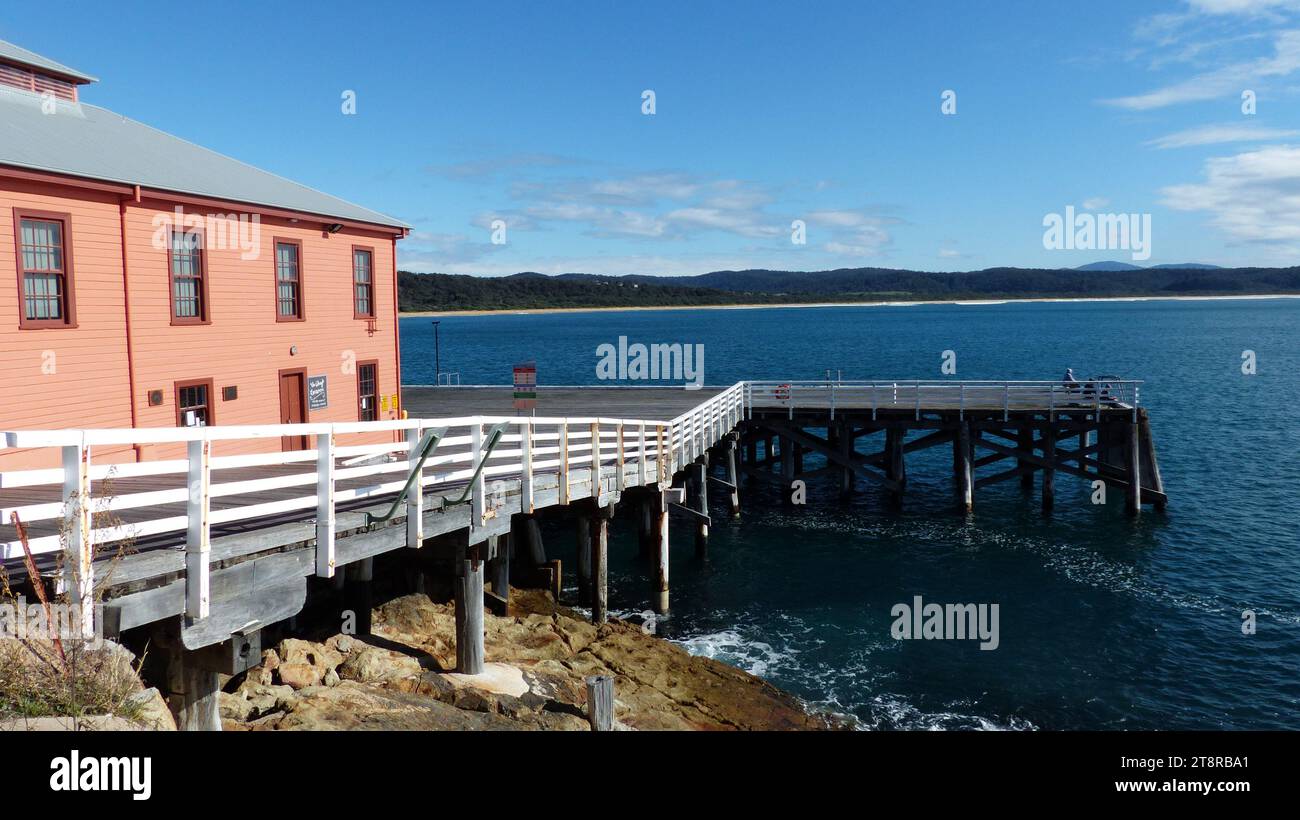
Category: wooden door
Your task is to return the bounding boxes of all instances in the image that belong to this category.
[279,370,308,451]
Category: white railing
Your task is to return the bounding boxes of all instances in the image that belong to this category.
[0,383,748,627]
[745,379,1141,421]
[0,376,1122,627]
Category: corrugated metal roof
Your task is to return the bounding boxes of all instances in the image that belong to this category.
[0,86,408,229]
[0,39,97,83]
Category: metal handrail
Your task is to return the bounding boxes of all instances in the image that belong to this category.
[433,422,509,510]
[364,426,447,526]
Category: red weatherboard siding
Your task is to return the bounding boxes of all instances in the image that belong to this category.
[0,177,402,470]
[0,178,134,467]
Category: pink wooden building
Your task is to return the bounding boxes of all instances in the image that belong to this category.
[0,40,408,470]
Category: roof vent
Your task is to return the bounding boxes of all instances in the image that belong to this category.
[0,39,96,102]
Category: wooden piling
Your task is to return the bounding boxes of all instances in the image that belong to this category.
[780,435,795,486]
[725,436,741,517]
[168,652,220,732]
[838,419,855,496]
[1018,426,1035,490]
[691,457,709,556]
[1140,414,1166,512]
[956,422,973,512]
[346,556,373,636]
[652,490,669,614]
[513,514,547,569]
[585,674,614,731]
[575,515,591,605]
[1125,421,1142,516]
[487,534,510,601]
[1042,426,1056,512]
[638,497,653,556]
[590,504,611,624]
[454,543,485,674]
[886,427,906,502]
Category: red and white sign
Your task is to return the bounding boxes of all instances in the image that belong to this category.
[513,362,537,411]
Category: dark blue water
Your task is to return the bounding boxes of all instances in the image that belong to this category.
[401,299,1300,729]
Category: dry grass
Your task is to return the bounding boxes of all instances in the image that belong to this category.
[0,638,143,721]
[0,471,143,723]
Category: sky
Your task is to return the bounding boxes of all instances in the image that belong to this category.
[5,0,1300,275]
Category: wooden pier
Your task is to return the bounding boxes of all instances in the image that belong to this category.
[0,379,1164,730]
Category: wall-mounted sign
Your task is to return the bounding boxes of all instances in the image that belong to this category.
[513,361,537,411]
[306,375,328,410]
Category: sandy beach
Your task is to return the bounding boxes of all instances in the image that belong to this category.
[401,293,1300,318]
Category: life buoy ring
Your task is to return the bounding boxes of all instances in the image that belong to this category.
[774,383,791,401]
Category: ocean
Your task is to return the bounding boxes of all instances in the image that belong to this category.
[399,298,1300,730]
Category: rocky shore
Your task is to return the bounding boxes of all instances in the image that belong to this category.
[220,589,842,731]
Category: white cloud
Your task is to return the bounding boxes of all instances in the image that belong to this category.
[1148,122,1300,147]
[805,210,896,257]
[1082,197,1111,209]
[1186,0,1300,15]
[1161,144,1300,244]
[1104,29,1300,109]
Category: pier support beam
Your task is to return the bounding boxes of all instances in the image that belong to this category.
[1042,426,1056,512]
[725,436,741,517]
[652,490,670,613]
[1018,427,1035,490]
[780,435,795,488]
[169,653,220,732]
[575,515,591,605]
[838,419,855,497]
[691,457,709,556]
[886,427,906,503]
[1125,421,1142,517]
[518,515,546,566]
[589,502,613,624]
[152,621,220,731]
[638,498,653,557]
[345,557,373,636]
[1140,414,1167,512]
[487,534,510,603]
[455,542,485,674]
[955,422,973,513]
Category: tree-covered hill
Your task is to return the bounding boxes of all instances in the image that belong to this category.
[398,266,1300,312]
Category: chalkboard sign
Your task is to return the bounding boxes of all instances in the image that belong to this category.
[307,375,328,410]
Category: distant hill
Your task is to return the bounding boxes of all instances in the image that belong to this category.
[398,265,1300,312]
[1074,261,1144,272]
[1074,262,1222,271]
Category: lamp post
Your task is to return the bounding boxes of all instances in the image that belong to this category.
[431,320,441,385]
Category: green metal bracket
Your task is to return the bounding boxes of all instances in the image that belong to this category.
[434,422,509,512]
[364,427,447,526]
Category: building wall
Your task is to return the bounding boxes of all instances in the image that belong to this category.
[0,178,402,472]
[0,178,135,468]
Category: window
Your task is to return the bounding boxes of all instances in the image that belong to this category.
[175,380,214,427]
[352,246,374,318]
[169,229,209,324]
[14,209,75,328]
[357,362,378,421]
[274,239,303,320]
